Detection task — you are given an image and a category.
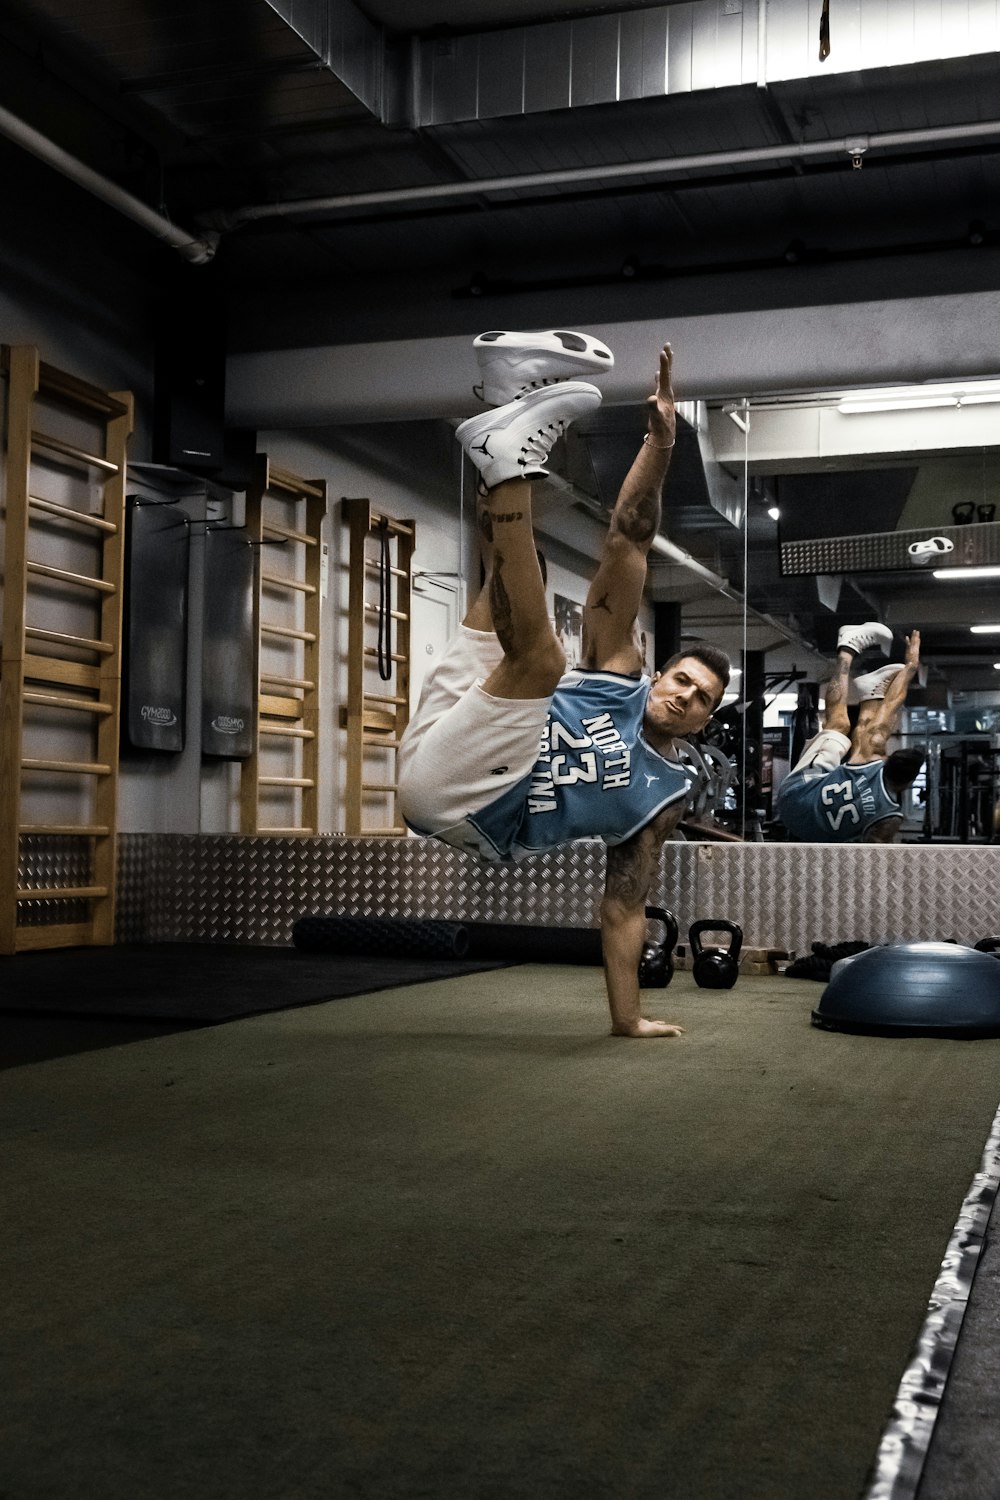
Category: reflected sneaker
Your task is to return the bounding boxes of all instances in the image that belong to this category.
[837,621,893,657]
[851,664,905,703]
[473,329,614,406]
[457,382,602,488]
[908,535,954,565]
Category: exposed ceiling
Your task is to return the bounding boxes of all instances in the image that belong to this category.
[1,0,999,698]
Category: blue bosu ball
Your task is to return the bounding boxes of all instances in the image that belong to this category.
[812,941,1000,1036]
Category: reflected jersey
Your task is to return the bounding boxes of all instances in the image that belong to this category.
[776,760,902,843]
[468,670,694,862]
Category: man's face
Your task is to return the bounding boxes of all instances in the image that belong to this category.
[644,656,724,741]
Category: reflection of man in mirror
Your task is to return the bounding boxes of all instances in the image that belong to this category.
[399,336,731,1038]
[776,624,924,844]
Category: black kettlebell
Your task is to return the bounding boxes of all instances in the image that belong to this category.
[689,919,743,990]
[952,501,975,525]
[637,906,679,988]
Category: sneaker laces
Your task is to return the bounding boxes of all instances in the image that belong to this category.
[519,419,565,468]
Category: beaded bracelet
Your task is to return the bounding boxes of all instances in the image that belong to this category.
[643,433,676,450]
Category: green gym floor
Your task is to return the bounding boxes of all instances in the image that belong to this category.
[3,966,999,1499]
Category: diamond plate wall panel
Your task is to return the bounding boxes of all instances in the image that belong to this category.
[116,834,1000,954]
[695,843,1000,953]
[17,835,93,928]
[116,834,700,944]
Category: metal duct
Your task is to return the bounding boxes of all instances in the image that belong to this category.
[264,0,385,119]
[414,0,1000,127]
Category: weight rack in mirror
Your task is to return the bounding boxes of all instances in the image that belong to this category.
[714,391,1000,845]
[0,345,133,952]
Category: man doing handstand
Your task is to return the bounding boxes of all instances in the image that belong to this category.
[398,334,730,1038]
[776,624,923,843]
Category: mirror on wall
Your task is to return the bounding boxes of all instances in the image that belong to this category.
[705,385,1000,844]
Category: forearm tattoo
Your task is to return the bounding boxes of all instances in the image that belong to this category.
[478,507,494,545]
[490,557,514,649]
[616,488,660,546]
[589,591,613,616]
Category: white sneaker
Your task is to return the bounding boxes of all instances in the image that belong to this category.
[473,329,614,406]
[851,664,904,703]
[837,621,893,657]
[457,382,602,488]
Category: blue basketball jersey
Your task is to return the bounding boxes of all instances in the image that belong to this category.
[468,670,694,861]
[776,760,902,843]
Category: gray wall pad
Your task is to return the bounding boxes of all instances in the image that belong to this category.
[111,835,1000,951]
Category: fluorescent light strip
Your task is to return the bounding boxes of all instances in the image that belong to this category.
[836,380,1000,415]
[970,624,1000,633]
[839,396,958,414]
[932,566,1000,581]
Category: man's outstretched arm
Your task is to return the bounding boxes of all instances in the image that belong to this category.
[581,343,677,675]
[601,807,685,1039]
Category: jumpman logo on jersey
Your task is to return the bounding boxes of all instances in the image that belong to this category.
[644,772,659,787]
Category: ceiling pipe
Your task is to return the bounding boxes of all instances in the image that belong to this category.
[209,118,1000,229]
[0,103,219,264]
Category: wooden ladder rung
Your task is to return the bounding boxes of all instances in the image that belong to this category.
[261,572,316,595]
[363,647,406,664]
[26,560,116,594]
[38,359,130,418]
[23,656,101,690]
[364,692,407,706]
[16,884,108,902]
[255,826,313,836]
[25,627,115,655]
[362,781,399,792]
[262,521,317,546]
[19,824,110,835]
[359,826,406,836]
[258,724,315,740]
[267,466,325,501]
[362,735,400,748]
[28,495,118,532]
[364,604,409,622]
[260,673,314,691]
[368,514,414,538]
[13,922,96,951]
[21,757,111,776]
[31,429,120,474]
[260,623,317,642]
[364,561,408,579]
[23,690,113,715]
[259,776,315,788]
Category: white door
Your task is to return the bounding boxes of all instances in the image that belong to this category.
[409,577,460,712]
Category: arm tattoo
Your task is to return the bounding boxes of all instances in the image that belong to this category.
[478,507,494,545]
[589,591,613,616]
[616,488,661,546]
[605,837,650,907]
[490,556,514,650]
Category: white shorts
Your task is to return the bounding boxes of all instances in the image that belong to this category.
[397,626,552,847]
[790,728,851,775]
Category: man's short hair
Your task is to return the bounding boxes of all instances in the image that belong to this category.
[658,641,731,706]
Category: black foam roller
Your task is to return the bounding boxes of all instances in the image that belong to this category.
[292,915,470,960]
[462,922,604,965]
